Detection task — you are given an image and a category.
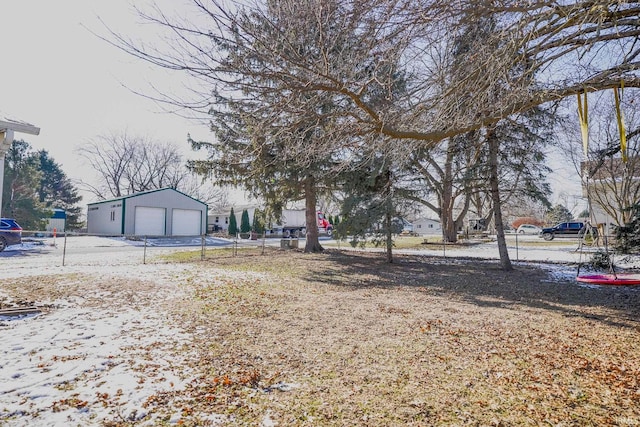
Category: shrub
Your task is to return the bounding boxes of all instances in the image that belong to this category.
[240,209,251,234]
[228,208,238,236]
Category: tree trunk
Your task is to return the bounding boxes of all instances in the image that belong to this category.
[385,208,393,263]
[487,129,512,271]
[441,154,458,242]
[304,176,323,253]
[442,209,457,242]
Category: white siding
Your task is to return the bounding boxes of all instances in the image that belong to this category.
[45,218,66,233]
[87,189,207,236]
[87,201,123,235]
[413,218,442,236]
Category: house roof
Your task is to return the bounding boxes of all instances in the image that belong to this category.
[0,115,40,135]
[87,187,207,207]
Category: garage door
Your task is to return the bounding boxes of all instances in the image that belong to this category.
[172,209,202,236]
[134,206,166,236]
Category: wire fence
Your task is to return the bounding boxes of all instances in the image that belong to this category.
[11,229,302,266]
[5,227,620,268]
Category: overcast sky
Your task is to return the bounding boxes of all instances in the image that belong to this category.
[2,1,213,205]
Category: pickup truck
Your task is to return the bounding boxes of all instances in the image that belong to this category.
[538,222,585,241]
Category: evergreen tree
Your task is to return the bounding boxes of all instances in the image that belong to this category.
[614,203,640,254]
[240,209,251,234]
[335,156,406,263]
[2,140,49,229]
[37,150,83,230]
[3,141,83,230]
[546,204,573,224]
[228,207,238,236]
[252,209,265,234]
[185,1,400,253]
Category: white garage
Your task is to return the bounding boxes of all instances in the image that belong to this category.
[134,206,166,236]
[87,188,208,237]
[172,209,202,236]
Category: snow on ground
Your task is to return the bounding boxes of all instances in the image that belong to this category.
[0,235,636,425]
[1,306,190,426]
[0,236,244,426]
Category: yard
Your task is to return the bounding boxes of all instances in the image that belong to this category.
[2,244,640,426]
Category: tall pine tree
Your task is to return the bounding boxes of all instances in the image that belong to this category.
[2,140,48,229]
[228,207,238,236]
[240,209,251,234]
[2,140,83,230]
[37,150,83,230]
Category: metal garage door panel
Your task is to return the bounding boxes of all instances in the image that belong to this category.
[134,207,166,236]
[172,209,202,236]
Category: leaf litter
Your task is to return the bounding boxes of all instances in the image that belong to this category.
[1,246,639,426]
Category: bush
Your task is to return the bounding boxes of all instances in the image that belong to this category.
[587,250,613,271]
[240,209,251,233]
[228,208,238,236]
[614,203,640,254]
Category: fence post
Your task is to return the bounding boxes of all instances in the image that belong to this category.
[62,231,67,266]
[143,236,147,265]
[201,234,206,261]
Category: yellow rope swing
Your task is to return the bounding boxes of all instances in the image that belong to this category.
[613,81,627,163]
[575,83,628,278]
[577,90,589,156]
[577,82,627,161]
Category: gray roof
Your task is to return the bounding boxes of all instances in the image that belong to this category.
[87,187,206,207]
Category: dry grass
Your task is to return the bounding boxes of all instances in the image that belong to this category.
[4,248,640,426]
[322,235,581,250]
[158,249,640,426]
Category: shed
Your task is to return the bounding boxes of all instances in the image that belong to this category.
[45,208,66,233]
[86,188,207,237]
[412,218,442,235]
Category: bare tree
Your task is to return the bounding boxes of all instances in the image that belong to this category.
[76,132,136,199]
[176,0,414,253]
[179,173,229,208]
[102,0,640,267]
[103,0,640,161]
[581,94,640,226]
[77,131,226,206]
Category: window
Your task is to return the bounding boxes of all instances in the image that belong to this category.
[215,216,219,223]
[110,211,115,222]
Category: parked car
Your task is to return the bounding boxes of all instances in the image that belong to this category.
[538,221,584,241]
[517,224,542,234]
[0,218,23,251]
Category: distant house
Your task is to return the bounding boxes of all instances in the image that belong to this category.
[581,157,640,227]
[86,188,207,236]
[207,211,230,233]
[207,205,257,233]
[412,218,442,235]
[45,208,66,233]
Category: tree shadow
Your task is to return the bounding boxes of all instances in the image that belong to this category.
[302,250,640,329]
